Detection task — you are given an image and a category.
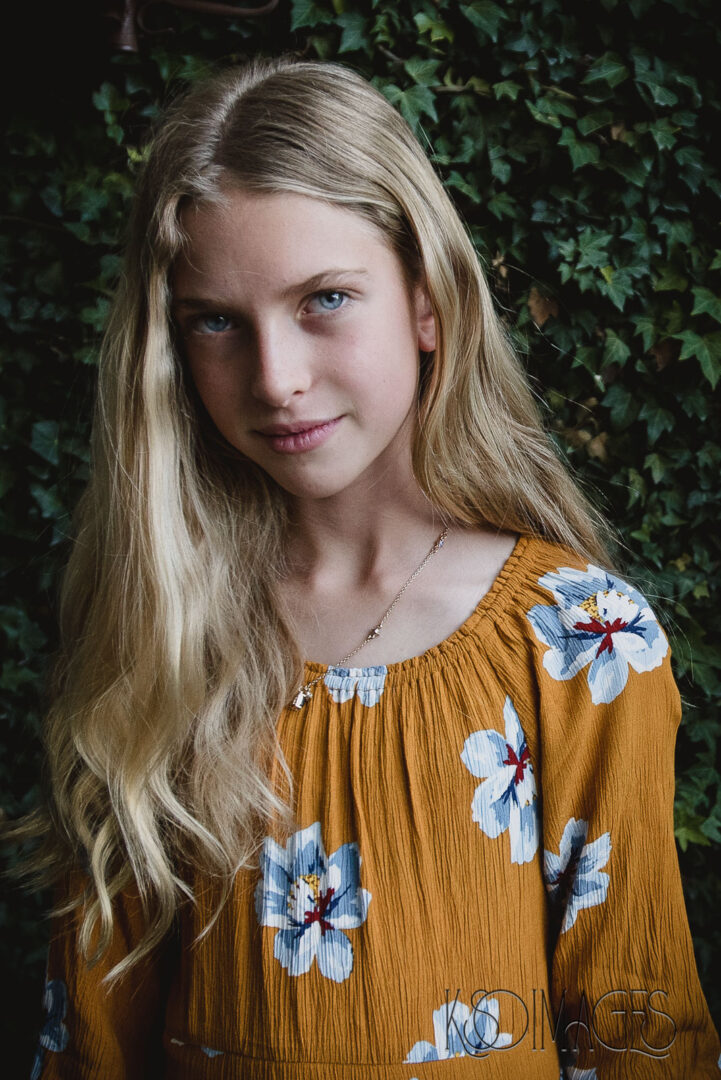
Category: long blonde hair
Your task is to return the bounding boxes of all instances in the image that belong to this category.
[12,56,617,979]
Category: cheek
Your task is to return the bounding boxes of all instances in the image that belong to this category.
[188,356,244,414]
[380,328,422,399]
[344,311,420,388]
[186,365,247,450]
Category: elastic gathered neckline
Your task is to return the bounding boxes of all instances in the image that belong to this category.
[301,530,536,686]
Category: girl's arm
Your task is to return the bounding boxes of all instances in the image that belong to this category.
[532,608,720,1079]
[32,875,177,1079]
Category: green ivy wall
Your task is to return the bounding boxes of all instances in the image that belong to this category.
[2,0,719,1068]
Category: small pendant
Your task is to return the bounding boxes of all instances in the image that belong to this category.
[292,687,313,709]
[367,626,382,641]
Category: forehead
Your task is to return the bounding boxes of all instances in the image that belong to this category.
[174,189,400,296]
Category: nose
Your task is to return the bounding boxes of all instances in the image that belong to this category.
[249,321,312,408]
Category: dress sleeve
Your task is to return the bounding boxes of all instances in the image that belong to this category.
[32,874,177,1079]
[525,562,721,1079]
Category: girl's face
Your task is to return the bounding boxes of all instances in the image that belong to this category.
[172,190,436,503]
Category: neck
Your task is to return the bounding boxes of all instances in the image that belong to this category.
[284,476,443,591]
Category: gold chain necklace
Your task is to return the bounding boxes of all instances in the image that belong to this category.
[290,525,449,709]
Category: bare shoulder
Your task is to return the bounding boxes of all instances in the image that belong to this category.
[408,523,521,653]
[438,524,520,598]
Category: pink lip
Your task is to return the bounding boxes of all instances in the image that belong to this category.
[255,417,342,454]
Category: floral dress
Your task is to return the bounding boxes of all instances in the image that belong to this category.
[34,534,721,1078]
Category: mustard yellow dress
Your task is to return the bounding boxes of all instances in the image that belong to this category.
[35,534,721,1078]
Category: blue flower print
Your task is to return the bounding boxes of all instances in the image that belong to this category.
[255,821,372,983]
[527,564,668,705]
[30,979,69,1080]
[324,665,387,706]
[544,817,611,933]
[169,1038,224,1059]
[566,1069,599,1079]
[405,994,512,1063]
[460,695,539,864]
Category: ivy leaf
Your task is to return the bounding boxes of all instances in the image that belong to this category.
[336,11,368,53]
[626,467,647,508]
[674,72,702,107]
[577,109,614,136]
[582,53,629,88]
[647,117,679,151]
[91,82,129,116]
[290,0,335,31]
[680,387,708,421]
[572,345,600,377]
[674,330,721,389]
[29,483,67,522]
[608,151,653,188]
[701,808,721,844]
[526,101,561,128]
[631,314,656,352]
[576,228,612,270]
[403,58,441,86]
[505,31,540,56]
[493,80,522,101]
[599,268,635,311]
[653,216,694,249]
[460,1,509,41]
[675,806,712,852]
[691,287,721,325]
[697,336,721,390]
[644,452,667,483]
[603,328,631,366]
[638,401,674,444]
[635,72,679,107]
[653,264,688,292]
[30,420,60,466]
[697,443,721,471]
[381,84,438,130]
[620,216,661,261]
[79,298,111,333]
[40,183,63,218]
[679,327,709,360]
[489,147,511,184]
[446,170,481,203]
[414,12,454,42]
[0,607,47,657]
[558,127,601,169]
[466,76,492,96]
[676,146,705,194]
[305,34,332,59]
[602,382,638,429]
[487,191,518,220]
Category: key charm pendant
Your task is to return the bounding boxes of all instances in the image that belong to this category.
[292,687,313,709]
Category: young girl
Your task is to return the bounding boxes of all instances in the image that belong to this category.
[25,56,719,1078]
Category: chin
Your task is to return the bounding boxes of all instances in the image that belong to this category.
[274,479,354,501]
[258,465,361,502]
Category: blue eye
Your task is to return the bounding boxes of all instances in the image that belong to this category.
[309,291,347,312]
[199,314,233,333]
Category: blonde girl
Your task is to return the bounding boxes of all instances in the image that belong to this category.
[20,56,719,1078]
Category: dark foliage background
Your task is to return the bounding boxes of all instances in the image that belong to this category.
[2,0,720,1071]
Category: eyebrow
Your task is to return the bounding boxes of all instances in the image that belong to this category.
[172,267,370,309]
